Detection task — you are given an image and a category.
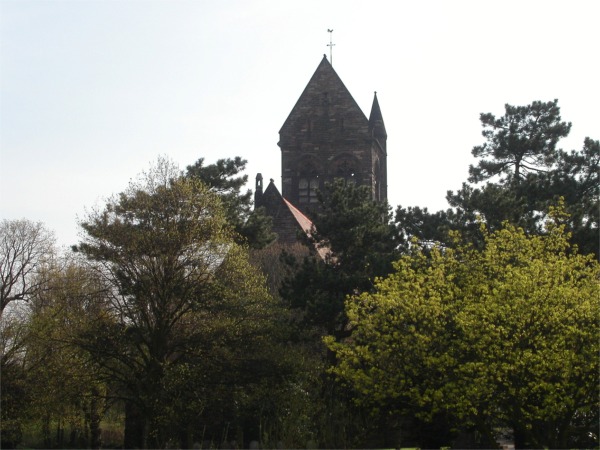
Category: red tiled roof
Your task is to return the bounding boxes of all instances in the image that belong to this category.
[282,198,330,261]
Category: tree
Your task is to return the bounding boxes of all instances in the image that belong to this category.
[543,137,599,256]
[281,179,399,339]
[23,258,109,449]
[74,158,280,448]
[394,205,456,250]
[468,99,571,185]
[185,156,275,248]
[449,99,572,235]
[249,242,309,300]
[0,219,55,317]
[445,134,599,255]
[1,303,29,448]
[396,101,598,258]
[0,219,55,447]
[276,180,401,448]
[327,205,599,448]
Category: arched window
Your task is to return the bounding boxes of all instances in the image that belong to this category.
[334,156,358,185]
[299,177,319,204]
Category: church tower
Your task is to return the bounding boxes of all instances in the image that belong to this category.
[278,55,387,217]
[255,55,388,244]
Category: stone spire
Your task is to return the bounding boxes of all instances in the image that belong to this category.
[369,91,387,147]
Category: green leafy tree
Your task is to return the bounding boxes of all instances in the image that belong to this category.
[23,259,109,449]
[74,158,280,448]
[186,156,275,248]
[328,204,599,448]
[0,306,29,448]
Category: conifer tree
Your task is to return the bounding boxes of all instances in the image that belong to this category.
[186,157,275,248]
[396,100,598,257]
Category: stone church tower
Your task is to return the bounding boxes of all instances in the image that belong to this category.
[279,54,387,215]
[256,55,387,243]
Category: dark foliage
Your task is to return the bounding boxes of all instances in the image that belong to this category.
[186,157,275,249]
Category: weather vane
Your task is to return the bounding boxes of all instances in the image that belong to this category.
[327,29,335,66]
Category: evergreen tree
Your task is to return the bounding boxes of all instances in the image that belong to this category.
[543,137,599,255]
[468,99,571,185]
[186,156,275,248]
[279,179,400,448]
[448,99,572,234]
[281,179,398,339]
[396,100,598,257]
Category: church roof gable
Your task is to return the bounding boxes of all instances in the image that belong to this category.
[262,179,283,201]
[279,55,368,136]
[258,180,328,259]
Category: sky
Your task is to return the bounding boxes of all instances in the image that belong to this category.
[1,0,599,249]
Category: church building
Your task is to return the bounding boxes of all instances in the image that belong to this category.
[255,55,387,244]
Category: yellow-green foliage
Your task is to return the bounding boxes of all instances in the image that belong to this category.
[326,206,599,447]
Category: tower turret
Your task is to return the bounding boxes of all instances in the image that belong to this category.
[254,173,263,206]
[369,91,387,151]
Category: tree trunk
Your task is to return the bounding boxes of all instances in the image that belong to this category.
[42,414,51,448]
[512,424,532,449]
[124,400,146,449]
[89,387,102,449]
[55,417,64,448]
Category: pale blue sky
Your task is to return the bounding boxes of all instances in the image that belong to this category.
[1,0,598,248]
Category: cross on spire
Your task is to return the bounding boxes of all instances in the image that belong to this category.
[327,29,335,66]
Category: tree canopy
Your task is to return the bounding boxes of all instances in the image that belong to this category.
[2,104,597,448]
[74,158,280,448]
[23,259,109,449]
[327,205,599,448]
[281,179,399,339]
[396,100,598,258]
[0,219,55,316]
[468,99,571,185]
[185,156,275,248]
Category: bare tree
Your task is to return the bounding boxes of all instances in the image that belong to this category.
[0,219,55,317]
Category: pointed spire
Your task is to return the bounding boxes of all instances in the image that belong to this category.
[279,55,366,137]
[321,53,332,68]
[369,91,387,139]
